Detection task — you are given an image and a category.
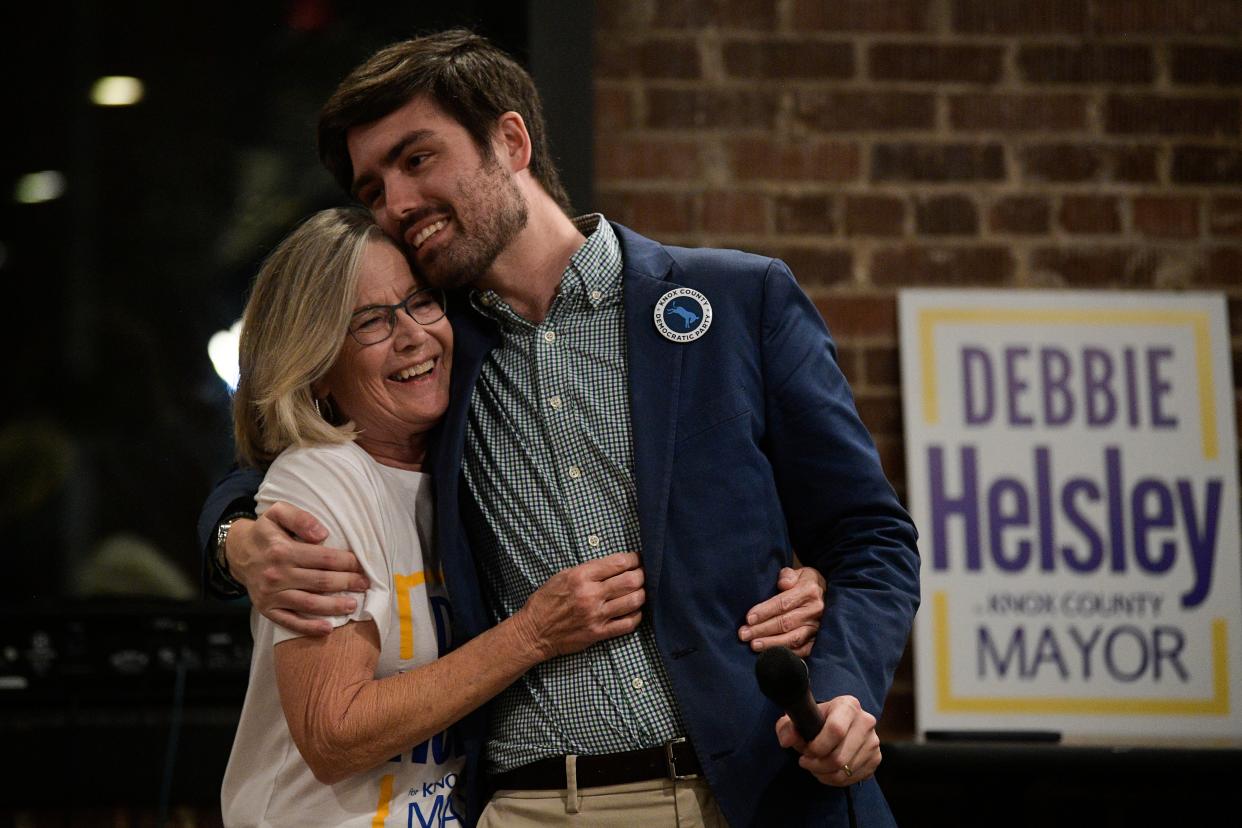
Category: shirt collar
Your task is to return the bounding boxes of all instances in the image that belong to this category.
[469,214,621,323]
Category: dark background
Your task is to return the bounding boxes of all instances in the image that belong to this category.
[0,1,592,823]
[0,0,590,605]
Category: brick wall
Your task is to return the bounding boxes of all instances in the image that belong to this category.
[593,0,1242,737]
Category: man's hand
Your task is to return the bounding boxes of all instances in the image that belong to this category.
[738,566,826,656]
[512,552,646,660]
[775,695,880,786]
[226,502,369,636]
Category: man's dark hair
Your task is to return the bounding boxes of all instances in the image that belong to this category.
[318,29,572,213]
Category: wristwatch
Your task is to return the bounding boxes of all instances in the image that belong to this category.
[214,511,254,592]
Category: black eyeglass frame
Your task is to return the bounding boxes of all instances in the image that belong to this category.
[347,287,448,345]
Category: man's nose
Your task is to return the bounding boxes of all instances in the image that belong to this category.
[383,175,423,230]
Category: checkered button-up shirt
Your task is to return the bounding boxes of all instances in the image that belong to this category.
[462,215,687,773]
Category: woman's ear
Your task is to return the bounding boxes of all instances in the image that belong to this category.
[494,111,532,173]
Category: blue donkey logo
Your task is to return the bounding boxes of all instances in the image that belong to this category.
[665,302,701,331]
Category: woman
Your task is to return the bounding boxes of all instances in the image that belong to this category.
[222,207,648,825]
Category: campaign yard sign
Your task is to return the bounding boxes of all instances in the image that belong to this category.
[900,290,1242,740]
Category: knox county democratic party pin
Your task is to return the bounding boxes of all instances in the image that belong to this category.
[654,288,712,343]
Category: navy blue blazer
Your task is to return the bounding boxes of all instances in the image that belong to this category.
[200,223,920,827]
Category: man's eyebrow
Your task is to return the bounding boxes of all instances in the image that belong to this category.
[350,129,435,198]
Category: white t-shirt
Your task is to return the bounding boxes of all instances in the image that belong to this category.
[221,441,465,827]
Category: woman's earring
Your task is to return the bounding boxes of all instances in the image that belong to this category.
[314,397,335,422]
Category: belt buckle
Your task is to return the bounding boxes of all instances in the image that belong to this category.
[664,737,697,781]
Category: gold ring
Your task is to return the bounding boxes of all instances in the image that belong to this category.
[841,763,853,777]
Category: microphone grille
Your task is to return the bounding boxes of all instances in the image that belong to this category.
[754,645,809,707]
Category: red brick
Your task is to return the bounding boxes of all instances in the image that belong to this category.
[771,247,854,287]
[1021,144,1158,183]
[1209,197,1242,237]
[596,0,654,32]
[854,392,904,439]
[1093,0,1242,35]
[952,0,1087,34]
[646,88,780,129]
[792,0,932,32]
[723,40,855,79]
[869,43,1003,84]
[989,196,1051,234]
[774,195,835,235]
[653,0,778,30]
[871,246,1014,287]
[845,195,905,237]
[728,138,860,182]
[598,38,697,80]
[794,90,935,132]
[872,143,1006,182]
[1132,196,1200,239]
[1171,46,1242,86]
[814,294,898,338]
[1017,45,1154,84]
[951,93,1088,132]
[863,345,901,387]
[1172,146,1242,184]
[1059,196,1122,234]
[914,195,979,235]
[595,191,695,234]
[1199,247,1242,287]
[1031,247,1156,287]
[642,39,702,79]
[595,86,634,132]
[834,344,862,386]
[596,139,702,180]
[1106,95,1240,137]
[702,191,768,234]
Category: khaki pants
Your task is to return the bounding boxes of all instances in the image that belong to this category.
[478,772,727,827]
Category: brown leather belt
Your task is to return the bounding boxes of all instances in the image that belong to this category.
[489,737,702,791]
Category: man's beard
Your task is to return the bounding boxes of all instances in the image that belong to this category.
[413,158,529,291]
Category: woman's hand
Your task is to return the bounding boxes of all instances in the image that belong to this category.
[738,566,826,656]
[511,552,646,660]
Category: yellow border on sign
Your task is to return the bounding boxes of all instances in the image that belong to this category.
[916,308,1217,459]
[933,591,1230,715]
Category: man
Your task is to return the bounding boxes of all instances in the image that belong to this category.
[201,30,919,826]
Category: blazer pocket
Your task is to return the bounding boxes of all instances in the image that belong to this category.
[675,386,751,444]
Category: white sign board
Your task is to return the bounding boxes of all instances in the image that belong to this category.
[900,289,1242,740]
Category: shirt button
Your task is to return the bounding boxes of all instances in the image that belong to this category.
[587,534,602,549]
[568,465,582,480]
[549,395,563,411]
[590,290,602,302]
[543,330,556,343]
[631,676,645,690]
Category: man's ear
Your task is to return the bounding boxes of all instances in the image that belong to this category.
[494,111,532,173]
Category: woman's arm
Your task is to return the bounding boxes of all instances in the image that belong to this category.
[274,552,644,784]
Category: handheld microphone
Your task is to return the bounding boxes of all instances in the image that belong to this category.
[755,645,824,742]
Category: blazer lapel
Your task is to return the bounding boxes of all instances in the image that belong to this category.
[617,224,684,597]
[431,303,500,641]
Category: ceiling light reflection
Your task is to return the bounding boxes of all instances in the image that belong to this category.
[91,76,145,106]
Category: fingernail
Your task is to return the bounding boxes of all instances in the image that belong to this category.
[353,579,368,591]
[739,627,751,641]
[747,613,758,625]
[345,598,357,611]
[753,640,765,651]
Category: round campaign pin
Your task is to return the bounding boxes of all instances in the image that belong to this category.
[654,288,713,343]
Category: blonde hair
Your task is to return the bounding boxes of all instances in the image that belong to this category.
[233,206,386,466]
